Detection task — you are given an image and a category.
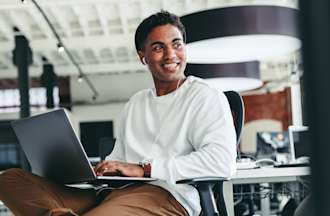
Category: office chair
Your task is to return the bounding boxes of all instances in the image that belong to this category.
[176,90,245,216]
[99,137,115,160]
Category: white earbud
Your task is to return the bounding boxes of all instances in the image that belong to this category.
[142,57,146,65]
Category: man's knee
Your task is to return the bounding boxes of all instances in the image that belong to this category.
[0,168,27,184]
[1,168,25,175]
[0,168,30,196]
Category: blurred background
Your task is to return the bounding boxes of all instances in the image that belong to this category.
[0,0,313,215]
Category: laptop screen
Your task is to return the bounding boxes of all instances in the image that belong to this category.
[289,126,310,161]
[256,131,290,160]
[11,109,97,184]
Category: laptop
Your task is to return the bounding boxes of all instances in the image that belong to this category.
[274,125,310,168]
[11,109,156,184]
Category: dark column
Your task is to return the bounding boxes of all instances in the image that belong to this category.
[12,29,33,171]
[40,62,57,108]
[300,0,330,215]
[12,31,33,118]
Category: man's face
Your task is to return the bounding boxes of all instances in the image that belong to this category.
[138,24,187,83]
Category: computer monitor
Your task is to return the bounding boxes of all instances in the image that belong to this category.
[79,121,114,158]
[288,125,310,161]
[256,131,290,160]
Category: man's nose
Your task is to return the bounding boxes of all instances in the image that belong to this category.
[164,46,176,59]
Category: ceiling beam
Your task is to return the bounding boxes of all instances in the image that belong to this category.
[0,14,14,41]
[0,53,13,70]
[8,10,32,40]
[72,6,89,37]
[0,0,139,9]
[42,50,68,67]
[50,6,71,38]
[0,0,298,11]
[95,4,109,36]
[28,7,53,39]
[138,0,148,18]
[0,62,146,78]
[118,2,129,35]
[31,50,44,66]
[0,34,134,51]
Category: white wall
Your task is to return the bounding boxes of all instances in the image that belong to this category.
[241,119,283,153]
[70,72,153,104]
[0,102,126,138]
[69,71,155,137]
[71,102,126,137]
[0,72,154,137]
[0,112,20,120]
[0,109,59,121]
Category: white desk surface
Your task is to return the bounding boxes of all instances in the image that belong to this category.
[231,166,310,184]
[224,166,310,216]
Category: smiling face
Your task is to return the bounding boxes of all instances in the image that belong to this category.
[138,24,187,84]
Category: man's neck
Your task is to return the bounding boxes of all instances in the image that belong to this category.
[154,77,186,96]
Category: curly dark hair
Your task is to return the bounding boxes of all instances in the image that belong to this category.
[134,10,186,52]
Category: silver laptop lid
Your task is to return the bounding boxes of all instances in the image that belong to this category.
[288,125,309,162]
[11,109,96,184]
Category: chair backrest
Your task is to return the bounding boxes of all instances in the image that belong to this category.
[223,91,245,145]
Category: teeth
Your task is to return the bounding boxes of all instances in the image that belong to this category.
[163,63,178,69]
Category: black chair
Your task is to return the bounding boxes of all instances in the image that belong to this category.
[176,91,245,216]
[99,137,115,160]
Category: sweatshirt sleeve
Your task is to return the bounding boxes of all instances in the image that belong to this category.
[151,91,237,184]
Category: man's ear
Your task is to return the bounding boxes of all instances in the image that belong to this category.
[138,51,146,65]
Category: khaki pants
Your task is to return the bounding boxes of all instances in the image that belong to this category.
[0,168,188,216]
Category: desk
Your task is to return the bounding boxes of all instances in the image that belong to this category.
[224,166,310,216]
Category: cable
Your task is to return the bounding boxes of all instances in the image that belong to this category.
[25,0,99,100]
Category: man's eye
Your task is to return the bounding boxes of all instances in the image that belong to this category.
[173,42,183,49]
[152,45,163,51]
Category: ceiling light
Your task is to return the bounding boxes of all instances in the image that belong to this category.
[41,56,49,64]
[181,5,300,63]
[77,75,84,83]
[57,43,64,53]
[185,61,262,92]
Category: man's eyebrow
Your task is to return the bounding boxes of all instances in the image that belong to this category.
[149,38,183,47]
[172,38,183,43]
[150,41,164,47]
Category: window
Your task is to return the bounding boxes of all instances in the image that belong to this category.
[0,87,59,113]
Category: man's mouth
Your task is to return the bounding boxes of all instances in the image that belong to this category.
[162,62,180,71]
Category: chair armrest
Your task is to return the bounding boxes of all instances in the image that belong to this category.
[176,176,227,185]
[176,177,228,216]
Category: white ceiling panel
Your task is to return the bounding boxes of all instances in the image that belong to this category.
[0,0,299,101]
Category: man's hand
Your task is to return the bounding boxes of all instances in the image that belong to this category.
[94,161,144,177]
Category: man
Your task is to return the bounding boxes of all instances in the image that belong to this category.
[0,11,236,216]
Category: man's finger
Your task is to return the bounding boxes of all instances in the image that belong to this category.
[97,165,118,176]
[94,161,108,172]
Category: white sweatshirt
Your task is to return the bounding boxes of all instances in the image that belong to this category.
[105,76,237,216]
